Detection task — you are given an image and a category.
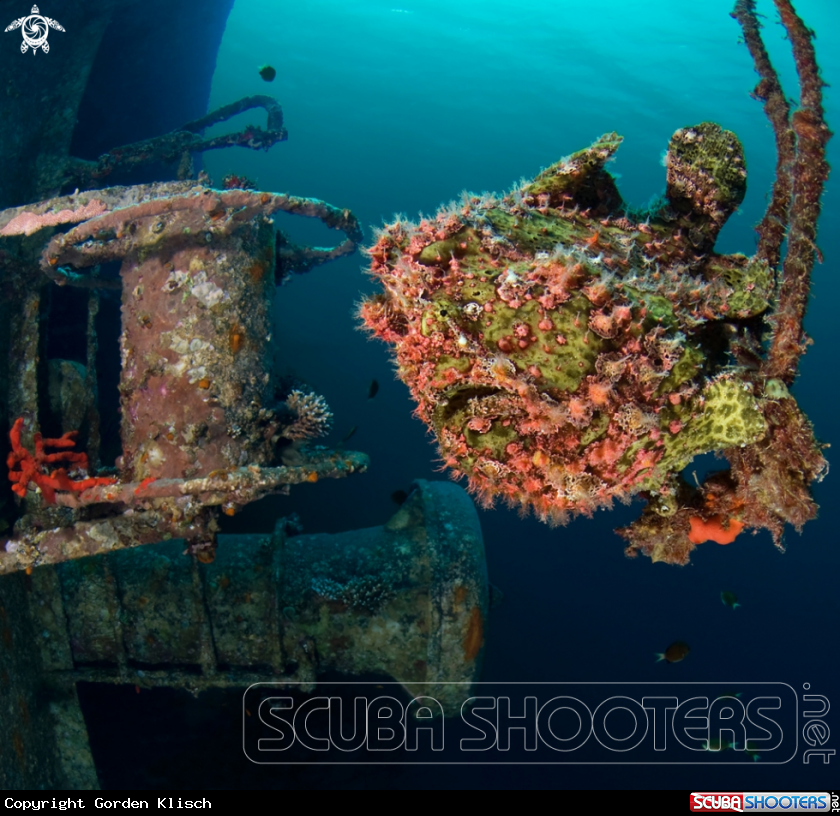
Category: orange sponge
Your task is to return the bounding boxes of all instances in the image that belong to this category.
[688,514,744,545]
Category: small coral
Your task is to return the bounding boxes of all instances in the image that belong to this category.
[282,390,333,440]
[221,173,256,190]
[7,417,115,505]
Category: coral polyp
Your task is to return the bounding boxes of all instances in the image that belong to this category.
[361,0,830,565]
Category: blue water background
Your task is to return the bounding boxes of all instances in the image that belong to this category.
[203,0,839,789]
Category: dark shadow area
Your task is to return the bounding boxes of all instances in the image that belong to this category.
[69,0,235,189]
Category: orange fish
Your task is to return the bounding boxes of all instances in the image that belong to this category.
[656,640,690,663]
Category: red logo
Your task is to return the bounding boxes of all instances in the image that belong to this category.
[690,793,744,813]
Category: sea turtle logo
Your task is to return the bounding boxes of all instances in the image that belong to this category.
[4,5,65,54]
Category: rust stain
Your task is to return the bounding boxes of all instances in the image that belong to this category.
[248,261,267,283]
[462,606,484,662]
[453,585,468,606]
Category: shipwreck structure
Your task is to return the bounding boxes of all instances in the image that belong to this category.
[0,178,366,573]
[0,4,493,786]
[0,161,491,790]
[0,94,492,790]
[0,480,488,788]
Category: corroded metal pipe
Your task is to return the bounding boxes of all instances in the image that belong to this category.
[1,480,488,788]
[29,480,488,713]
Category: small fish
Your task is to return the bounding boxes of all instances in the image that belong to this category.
[656,640,690,664]
[702,737,738,752]
[721,590,740,609]
[744,740,761,761]
[391,489,408,505]
[340,425,357,442]
[367,379,379,399]
[714,690,742,703]
[258,64,276,82]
